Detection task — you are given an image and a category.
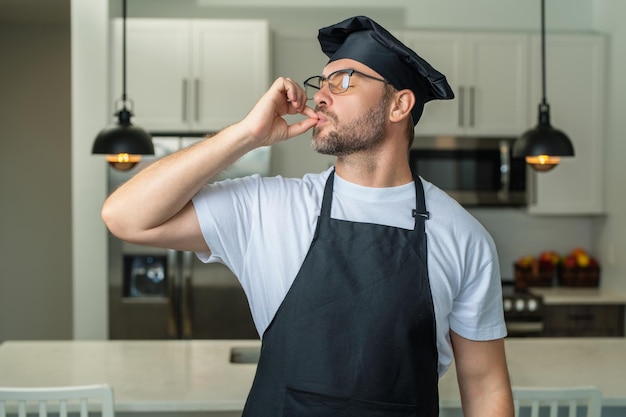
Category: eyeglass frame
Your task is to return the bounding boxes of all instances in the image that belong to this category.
[303,69,391,100]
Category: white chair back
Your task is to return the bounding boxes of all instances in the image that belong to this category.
[513,386,602,417]
[0,384,114,417]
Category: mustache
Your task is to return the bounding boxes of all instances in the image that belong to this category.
[314,106,338,123]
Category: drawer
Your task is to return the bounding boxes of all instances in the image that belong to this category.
[543,304,625,337]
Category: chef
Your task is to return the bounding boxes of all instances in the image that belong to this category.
[102,15,514,417]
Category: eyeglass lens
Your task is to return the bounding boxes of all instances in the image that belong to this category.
[305,71,351,99]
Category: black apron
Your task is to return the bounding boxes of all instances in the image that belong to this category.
[242,171,438,417]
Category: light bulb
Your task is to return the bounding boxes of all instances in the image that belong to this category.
[526,155,560,172]
[106,153,142,171]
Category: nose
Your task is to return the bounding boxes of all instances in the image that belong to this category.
[313,84,332,107]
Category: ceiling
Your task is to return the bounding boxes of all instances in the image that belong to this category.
[0,0,69,24]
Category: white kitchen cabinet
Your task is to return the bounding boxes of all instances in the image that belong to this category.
[397,31,529,136]
[111,19,270,132]
[527,34,606,215]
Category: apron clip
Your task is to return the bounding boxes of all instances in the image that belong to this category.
[412,209,430,220]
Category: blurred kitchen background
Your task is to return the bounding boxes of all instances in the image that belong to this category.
[1,0,625,341]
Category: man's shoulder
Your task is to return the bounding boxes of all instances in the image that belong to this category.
[256,168,331,196]
[422,178,494,244]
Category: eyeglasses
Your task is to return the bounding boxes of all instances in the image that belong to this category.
[303,69,390,100]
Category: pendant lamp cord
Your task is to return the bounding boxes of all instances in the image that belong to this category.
[540,0,547,106]
[122,0,127,103]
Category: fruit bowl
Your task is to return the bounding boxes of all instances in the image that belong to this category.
[557,265,600,287]
[557,248,601,287]
[513,252,557,290]
[514,262,554,290]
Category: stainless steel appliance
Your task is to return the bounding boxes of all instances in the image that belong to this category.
[107,137,270,340]
[409,137,527,207]
[501,281,544,337]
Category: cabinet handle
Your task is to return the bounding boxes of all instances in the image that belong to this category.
[194,79,200,123]
[458,86,465,127]
[181,251,193,339]
[469,86,475,127]
[567,313,594,321]
[182,79,188,122]
[167,249,178,338]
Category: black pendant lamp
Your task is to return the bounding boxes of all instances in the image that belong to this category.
[92,0,153,171]
[513,0,574,172]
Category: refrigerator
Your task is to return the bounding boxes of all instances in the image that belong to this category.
[107,137,270,340]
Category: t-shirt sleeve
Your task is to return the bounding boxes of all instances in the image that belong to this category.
[191,175,260,275]
[448,235,507,341]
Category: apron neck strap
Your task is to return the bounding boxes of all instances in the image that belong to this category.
[322,169,429,229]
[320,169,336,219]
[412,175,429,233]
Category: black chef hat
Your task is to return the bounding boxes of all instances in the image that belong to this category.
[318,16,454,125]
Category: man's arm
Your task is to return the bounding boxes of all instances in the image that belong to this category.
[451,331,514,417]
[101,77,318,253]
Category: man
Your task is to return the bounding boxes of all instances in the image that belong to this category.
[103,16,513,417]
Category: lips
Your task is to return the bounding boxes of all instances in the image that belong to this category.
[315,109,335,128]
[315,113,328,127]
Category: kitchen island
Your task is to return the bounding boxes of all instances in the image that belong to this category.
[0,338,625,417]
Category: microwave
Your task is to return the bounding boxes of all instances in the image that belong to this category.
[409,137,527,207]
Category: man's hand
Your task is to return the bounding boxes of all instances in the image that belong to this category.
[240,77,319,147]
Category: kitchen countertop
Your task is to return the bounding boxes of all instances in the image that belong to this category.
[1,338,626,412]
[528,287,626,305]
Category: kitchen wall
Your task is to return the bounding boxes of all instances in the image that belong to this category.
[0,19,72,341]
[592,0,626,293]
[0,0,610,340]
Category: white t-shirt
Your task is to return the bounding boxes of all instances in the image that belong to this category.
[192,167,506,376]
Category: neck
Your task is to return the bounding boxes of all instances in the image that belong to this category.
[334,147,413,187]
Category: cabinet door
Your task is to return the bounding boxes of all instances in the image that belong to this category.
[191,20,269,130]
[398,32,464,135]
[528,34,606,215]
[111,19,190,131]
[398,31,528,136]
[465,33,529,135]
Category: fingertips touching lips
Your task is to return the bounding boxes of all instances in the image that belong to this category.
[299,105,318,119]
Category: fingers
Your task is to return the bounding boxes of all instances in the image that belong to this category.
[300,105,318,119]
[267,77,318,139]
[240,77,317,145]
[288,117,317,138]
[280,77,308,114]
[287,110,318,138]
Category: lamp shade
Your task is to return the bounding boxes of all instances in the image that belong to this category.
[513,104,574,171]
[92,124,153,156]
[92,108,154,171]
[514,125,574,158]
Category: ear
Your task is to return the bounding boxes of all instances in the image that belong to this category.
[389,90,415,123]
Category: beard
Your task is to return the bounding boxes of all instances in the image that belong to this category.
[311,97,389,157]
